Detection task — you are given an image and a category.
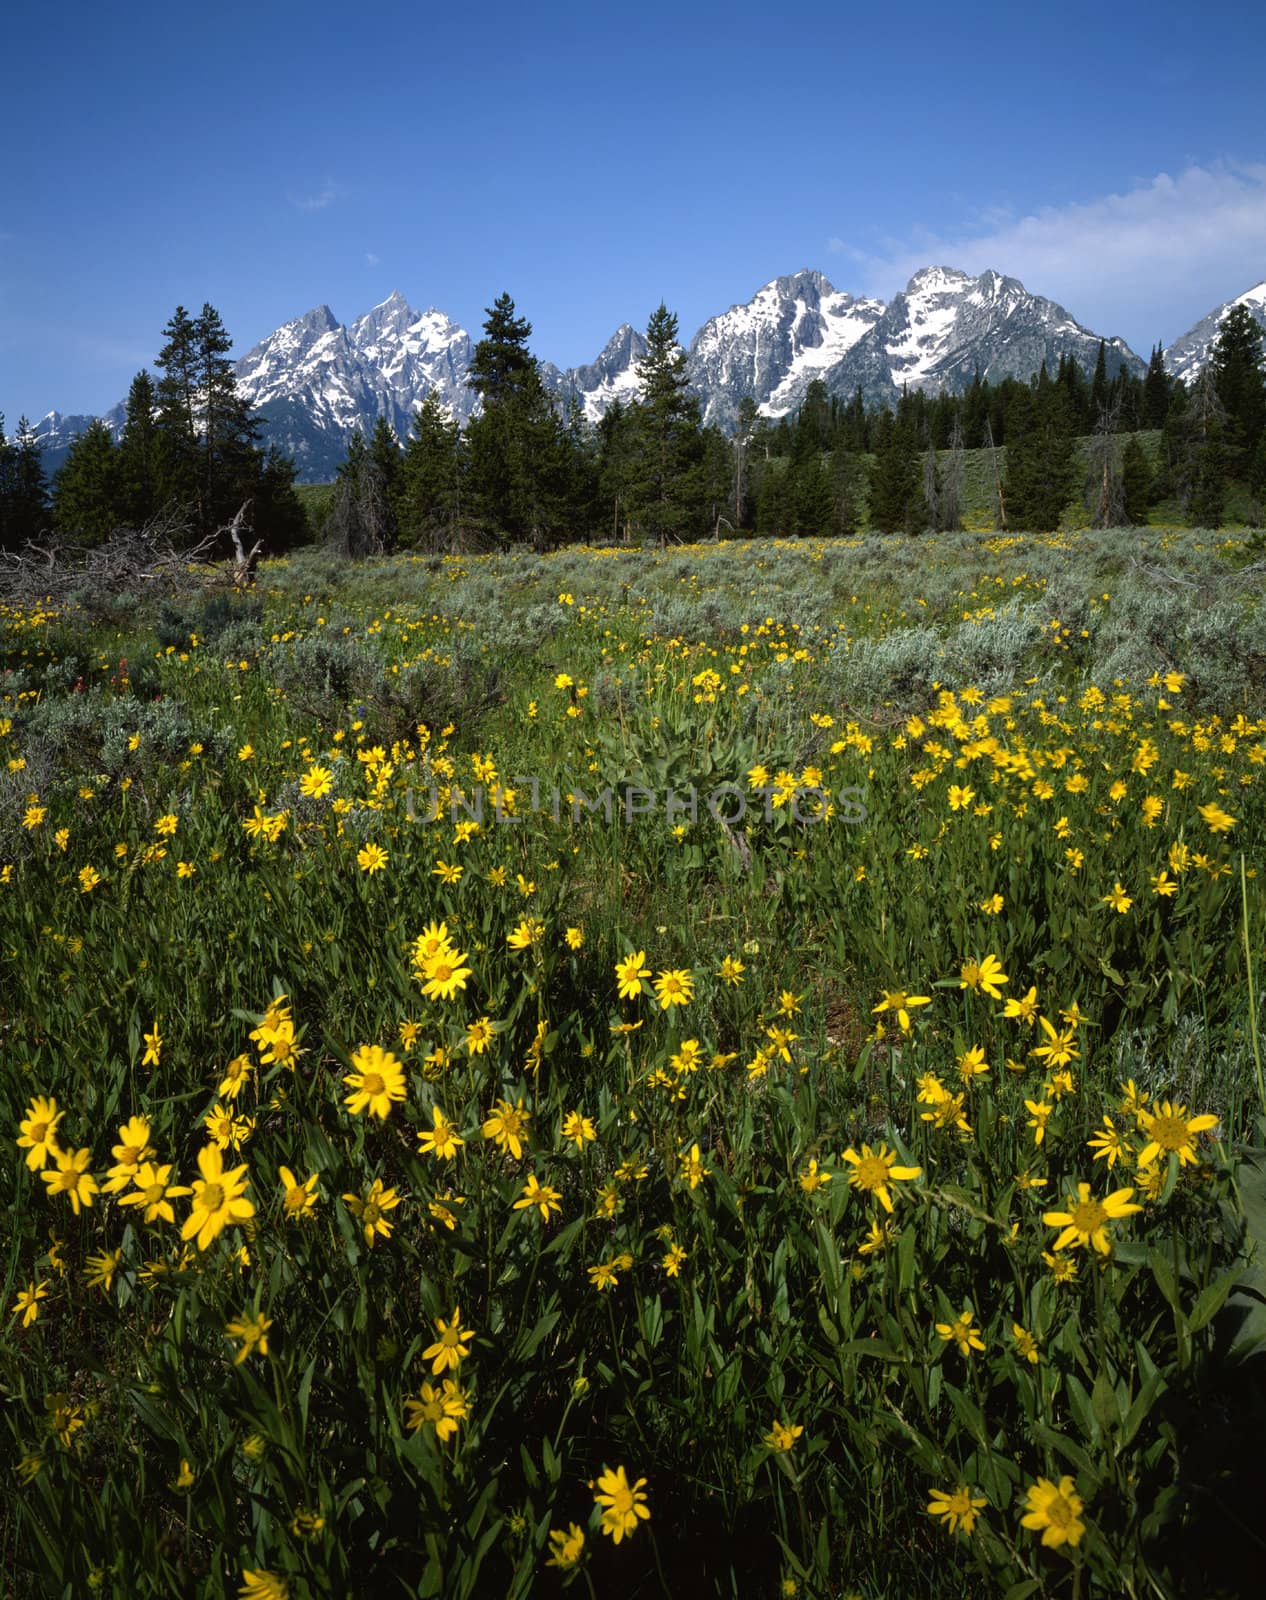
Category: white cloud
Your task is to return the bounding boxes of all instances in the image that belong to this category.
[365,252,380,266]
[836,162,1266,349]
[290,181,343,212]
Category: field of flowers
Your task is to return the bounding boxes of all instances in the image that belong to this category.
[3,527,1266,1599]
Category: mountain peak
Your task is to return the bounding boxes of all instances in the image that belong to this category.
[1164,276,1266,382]
[906,265,973,293]
[35,265,1158,482]
[295,304,341,334]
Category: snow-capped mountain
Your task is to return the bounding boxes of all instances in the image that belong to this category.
[541,322,649,420]
[30,267,1166,481]
[687,270,886,428]
[234,293,476,475]
[1163,280,1266,385]
[824,266,1144,406]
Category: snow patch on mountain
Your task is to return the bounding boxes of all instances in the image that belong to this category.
[1164,281,1266,385]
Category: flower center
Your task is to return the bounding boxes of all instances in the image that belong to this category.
[362,1072,384,1095]
[363,1202,381,1225]
[1071,1199,1107,1234]
[284,1187,307,1212]
[1150,1115,1186,1152]
[855,1156,888,1190]
[143,1183,164,1203]
[201,1182,225,1212]
[1047,1494,1073,1528]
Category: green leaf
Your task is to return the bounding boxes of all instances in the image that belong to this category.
[1187,1266,1240,1333]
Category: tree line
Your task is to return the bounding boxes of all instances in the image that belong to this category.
[331,296,1266,548]
[327,296,735,555]
[4,295,1264,555]
[0,304,307,554]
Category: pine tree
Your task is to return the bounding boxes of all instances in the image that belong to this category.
[921,446,941,532]
[699,427,734,538]
[53,421,121,544]
[0,416,50,550]
[1087,399,1124,529]
[154,305,201,513]
[791,455,834,534]
[755,462,792,535]
[328,431,394,557]
[828,445,862,535]
[466,294,536,402]
[596,401,639,542]
[1121,437,1153,525]
[117,371,160,526]
[792,379,831,461]
[629,303,703,544]
[1210,303,1266,470]
[732,396,758,528]
[191,303,260,531]
[940,416,965,531]
[366,416,401,548]
[399,394,463,550]
[464,293,566,546]
[867,413,923,533]
[1248,430,1266,521]
[1185,370,1229,528]
[154,303,260,536]
[1142,345,1170,429]
[253,446,309,553]
[1089,340,1110,420]
[1004,384,1075,531]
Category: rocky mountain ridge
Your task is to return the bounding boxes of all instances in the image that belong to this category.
[30,269,1263,481]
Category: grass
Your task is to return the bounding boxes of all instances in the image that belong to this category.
[2,527,1265,1598]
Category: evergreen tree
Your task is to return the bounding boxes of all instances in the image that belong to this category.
[1087,399,1124,529]
[328,431,394,557]
[732,395,758,527]
[1003,384,1075,531]
[755,462,792,535]
[1185,370,1229,528]
[868,413,924,533]
[629,303,703,544]
[940,416,965,531]
[399,394,464,550]
[1210,303,1266,469]
[466,293,536,401]
[0,416,50,550]
[366,416,401,549]
[840,387,868,452]
[154,302,260,536]
[962,370,990,448]
[1089,340,1110,420]
[596,401,639,542]
[1142,345,1170,429]
[53,421,121,544]
[1247,430,1266,522]
[253,445,310,553]
[791,454,834,534]
[792,379,831,461]
[921,446,942,532]
[698,427,734,537]
[117,371,160,526]
[1057,355,1090,434]
[1121,436,1153,526]
[464,293,566,546]
[828,445,862,535]
[153,305,202,514]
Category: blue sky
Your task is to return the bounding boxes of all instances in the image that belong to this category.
[3,0,1265,423]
